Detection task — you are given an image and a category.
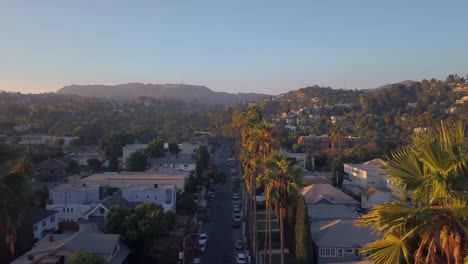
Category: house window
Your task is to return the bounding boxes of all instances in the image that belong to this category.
[63,208,65,212]
[42,220,46,227]
[135,195,138,198]
[50,216,55,223]
[154,195,158,200]
[165,190,172,204]
[355,248,360,256]
[66,208,69,213]
[71,208,73,213]
[147,195,149,199]
[344,248,354,255]
[99,208,105,214]
[337,248,343,257]
[319,248,336,257]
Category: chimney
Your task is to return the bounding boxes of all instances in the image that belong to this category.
[49,234,54,242]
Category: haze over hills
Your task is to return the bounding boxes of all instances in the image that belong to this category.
[56,83,267,105]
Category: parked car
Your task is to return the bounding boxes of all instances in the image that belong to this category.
[199,241,206,252]
[198,233,207,246]
[233,214,241,222]
[236,253,247,264]
[233,194,239,200]
[232,221,241,229]
[235,240,244,250]
[193,257,201,264]
[234,205,240,212]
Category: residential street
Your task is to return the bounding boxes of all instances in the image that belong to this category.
[200,142,244,264]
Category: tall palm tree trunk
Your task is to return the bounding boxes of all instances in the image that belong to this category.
[263,202,267,264]
[268,205,272,264]
[279,185,286,264]
[252,172,257,263]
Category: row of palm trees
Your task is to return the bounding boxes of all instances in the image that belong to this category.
[233,105,302,264]
[357,121,468,264]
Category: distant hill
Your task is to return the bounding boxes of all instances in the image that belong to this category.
[369,80,418,92]
[56,83,267,105]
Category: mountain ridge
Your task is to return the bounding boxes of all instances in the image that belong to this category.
[56,83,267,105]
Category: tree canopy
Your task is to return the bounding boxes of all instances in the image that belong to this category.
[67,250,106,264]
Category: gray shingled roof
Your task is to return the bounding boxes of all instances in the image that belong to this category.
[306,205,360,220]
[310,219,380,247]
[301,184,359,205]
[30,207,58,224]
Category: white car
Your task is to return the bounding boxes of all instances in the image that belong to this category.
[199,241,206,252]
[236,253,247,264]
[233,194,239,200]
[198,233,207,245]
[193,257,201,264]
[233,214,241,222]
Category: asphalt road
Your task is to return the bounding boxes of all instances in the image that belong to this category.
[200,142,243,264]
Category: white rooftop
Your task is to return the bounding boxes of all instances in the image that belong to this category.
[346,158,386,172]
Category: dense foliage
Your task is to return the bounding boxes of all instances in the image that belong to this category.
[105,203,176,254]
[67,250,106,264]
[357,122,468,264]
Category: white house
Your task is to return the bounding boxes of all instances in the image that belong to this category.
[149,156,196,172]
[343,159,387,189]
[361,189,398,209]
[79,171,188,191]
[301,184,359,208]
[31,208,59,241]
[122,143,148,166]
[46,184,101,222]
[310,219,380,264]
[121,185,176,212]
[178,141,200,155]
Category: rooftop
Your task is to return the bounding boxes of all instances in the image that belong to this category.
[301,184,359,205]
[149,156,195,164]
[51,183,100,192]
[345,158,386,172]
[123,143,148,150]
[306,205,360,220]
[310,219,380,247]
[12,228,130,264]
[30,207,59,224]
[82,171,188,181]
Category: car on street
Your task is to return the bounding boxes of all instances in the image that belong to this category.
[233,193,239,200]
[233,214,241,222]
[236,253,247,264]
[232,221,241,229]
[193,257,201,264]
[235,240,244,250]
[198,241,206,252]
[198,233,207,246]
[233,205,240,212]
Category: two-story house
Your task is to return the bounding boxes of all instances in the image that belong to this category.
[31,207,59,241]
[46,184,101,222]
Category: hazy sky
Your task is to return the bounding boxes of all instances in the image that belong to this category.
[1,1,468,95]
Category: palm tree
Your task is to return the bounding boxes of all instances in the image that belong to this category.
[264,151,302,264]
[0,157,32,255]
[357,121,468,264]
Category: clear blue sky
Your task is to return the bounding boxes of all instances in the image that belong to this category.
[1,1,467,94]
